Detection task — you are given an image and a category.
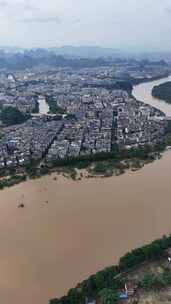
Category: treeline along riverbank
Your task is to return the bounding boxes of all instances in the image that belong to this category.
[50,234,171,304]
[0,118,171,190]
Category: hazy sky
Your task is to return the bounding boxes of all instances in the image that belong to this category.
[0,0,171,50]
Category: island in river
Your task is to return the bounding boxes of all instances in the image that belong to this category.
[152,81,171,104]
[0,76,171,304]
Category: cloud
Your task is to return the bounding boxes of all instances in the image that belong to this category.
[0,1,60,24]
[0,0,41,14]
[23,3,41,13]
[19,16,61,24]
[165,6,171,14]
[73,18,81,24]
[0,0,9,8]
[0,0,170,50]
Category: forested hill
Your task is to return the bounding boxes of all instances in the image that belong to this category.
[152,81,171,103]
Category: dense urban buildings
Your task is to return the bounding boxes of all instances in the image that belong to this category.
[0,61,169,169]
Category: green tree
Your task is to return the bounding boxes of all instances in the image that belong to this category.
[98,288,118,304]
[67,288,79,304]
[140,273,155,290]
[1,106,30,125]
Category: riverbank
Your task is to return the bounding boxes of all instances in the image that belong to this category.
[2,148,171,304]
[133,75,171,116]
[1,74,171,190]
[50,234,171,304]
[152,81,171,104]
[0,136,169,190]
[131,72,170,85]
[1,75,171,304]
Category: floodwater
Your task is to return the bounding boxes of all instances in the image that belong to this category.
[1,76,171,304]
[133,75,171,116]
[38,96,49,115]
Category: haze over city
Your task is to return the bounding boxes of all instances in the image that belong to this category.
[0,0,171,50]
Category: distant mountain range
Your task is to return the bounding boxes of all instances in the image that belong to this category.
[0,46,122,58]
[0,46,124,70]
[48,46,122,58]
[0,46,169,70]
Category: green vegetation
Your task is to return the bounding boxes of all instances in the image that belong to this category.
[98,288,118,304]
[152,81,171,103]
[32,99,39,113]
[93,162,111,174]
[49,145,158,169]
[132,72,169,85]
[45,95,66,114]
[0,121,170,190]
[90,160,126,176]
[0,106,30,126]
[50,235,171,304]
[139,271,171,290]
[0,134,167,190]
[88,80,133,94]
[45,142,163,179]
[65,113,77,120]
[0,174,27,189]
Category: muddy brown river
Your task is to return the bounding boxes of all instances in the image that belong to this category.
[1,77,171,304]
